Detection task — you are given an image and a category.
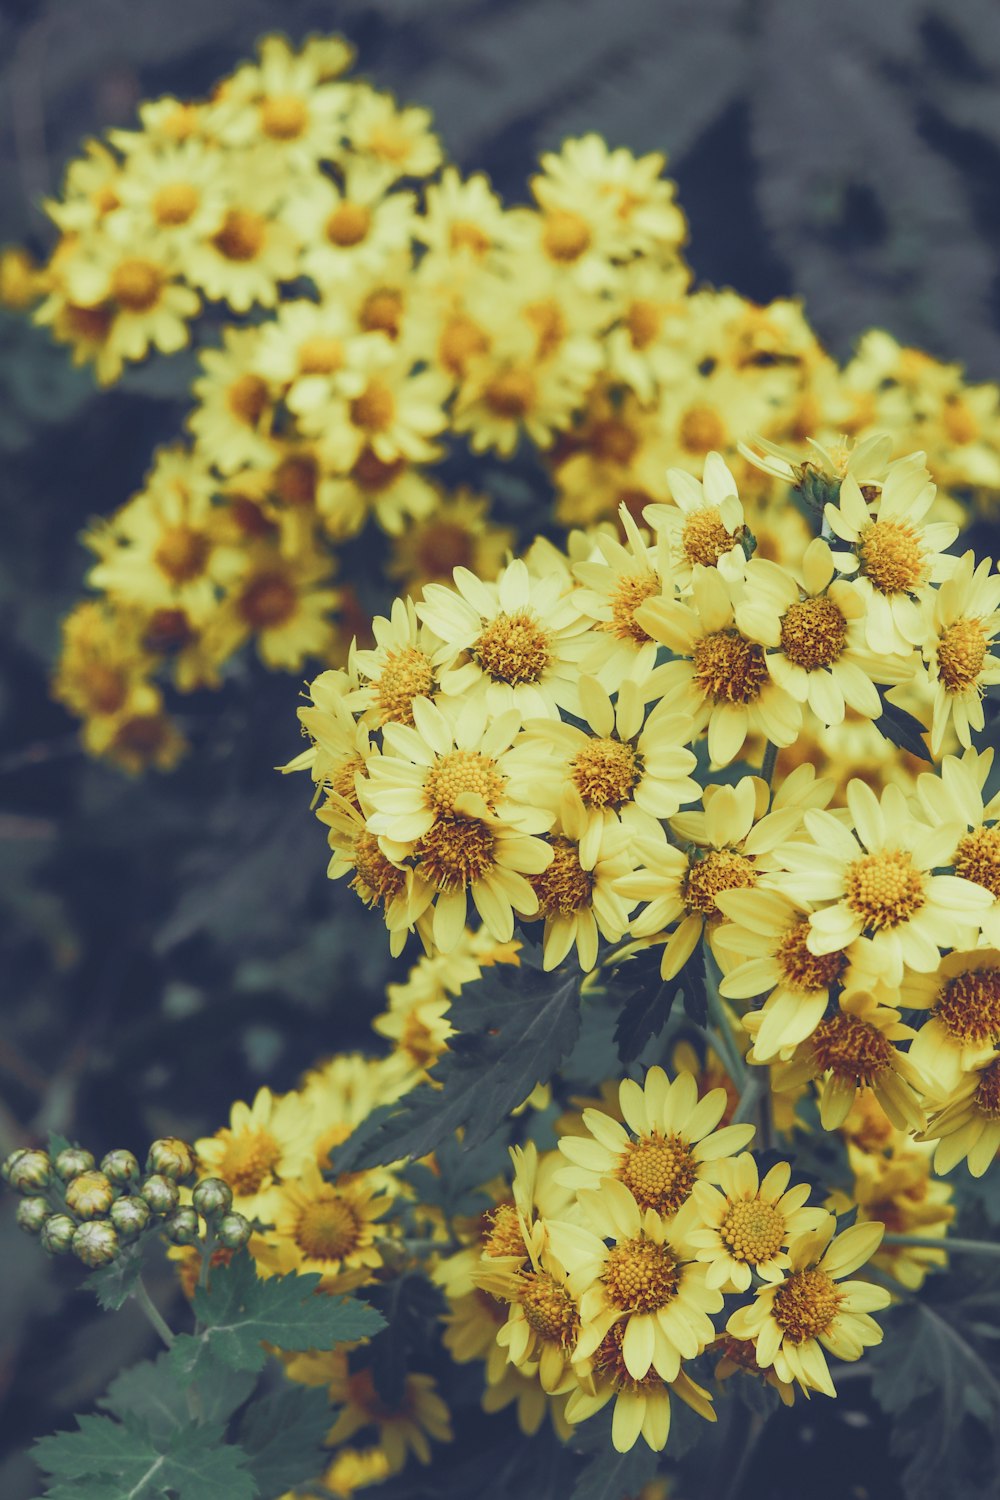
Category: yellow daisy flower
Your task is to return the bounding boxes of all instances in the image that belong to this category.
[565,1329,715,1453]
[903,948,1000,1093]
[642,451,749,590]
[920,549,1000,753]
[106,140,228,246]
[344,88,442,180]
[316,449,440,541]
[726,1219,891,1397]
[195,1086,313,1217]
[846,1141,953,1290]
[43,139,124,234]
[712,1334,795,1407]
[210,34,351,170]
[684,1153,829,1291]
[602,258,691,403]
[921,1053,1000,1176]
[451,317,600,456]
[185,181,300,312]
[258,1161,392,1293]
[211,544,338,670]
[282,162,416,291]
[298,335,449,470]
[571,505,676,687]
[912,748,1000,945]
[524,794,637,971]
[189,327,279,473]
[327,1367,453,1472]
[386,488,514,594]
[316,791,415,957]
[345,595,443,729]
[415,167,522,269]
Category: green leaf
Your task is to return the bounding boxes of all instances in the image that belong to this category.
[609,947,678,1062]
[365,1274,446,1406]
[170,1252,385,1383]
[875,693,933,764]
[158,1424,256,1500]
[570,1417,659,1500]
[87,1245,144,1312]
[35,1414,257,1499]
[237,1386,331,1499]
[99,1353,257,1439]
[333,948,582,1170]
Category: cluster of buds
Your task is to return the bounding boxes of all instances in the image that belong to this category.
[2,1138,252,1268]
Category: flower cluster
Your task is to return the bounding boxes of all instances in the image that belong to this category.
[7,34,997,773]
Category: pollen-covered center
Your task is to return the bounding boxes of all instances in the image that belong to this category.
[953,827,1000,899]
[415,816,496,890]
[682,508,738,568]
[937,619,988,693]
[603,1236,681,1313]
[776,920,849,993]
[531,837,592,917]
[519,1272,579,1346]
[351,831,406,907]
[414,521,475,578]
[626,298,665,350]
[330,753,366,806]
[593,1321,662,1390]
[152,181,199,225]
[598,571,660,643]
[297,335,344,375]
[541,209,592,262]
[294,1195,360,1260]
[772,1267,842,1343]
[618,1133,699,1217]
[111,258,164,312]
[810,1012,895,1084]
[153,524,211,583]
[680,405,728,455]
[350,381,395,432]
[260,94,309,140]
[227,373,270,426]
[482,1202,526,1259]
[843,849,926,930]
[571,738,639,808]
[780,596,848,670]
[217,1128,282,1195]
[473,610,551,685]
[373,646,436,725]
[934,968,1000,1046]
[214,209,266,262]
[719,1198,786,1265]
[858,519,924,596]
[239,571,298,629]
[424,749,506,815]
[692,629,769,704]
[326,202,372,246]
[485,369,536,419]
[684,849,757,915]
[974,1059,1000,1119]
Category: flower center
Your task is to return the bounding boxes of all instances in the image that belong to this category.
[692,630,769,705]
[598,571,660,643]
[541,209,592,261]
[716,1334,766,1374]
[679,405,728,454]
[485,369,536,419]
[843,849,926,930]
[684,850,757,915]
[152,181,200,225]
[719,1198,786,1264]
[772,1268,842,1343]
[153,525,211,583]
[350,381,396,432]
[810,1012,895,1084]
[858,519,924,595]
[593,1321,662,1390]
[330,753,366,806]
[425,749,506,815]
[682,508,738,568]
[571,738,639,808]
[589,418,639,466]
[374,646,436,725]
[473,610,551,685]
[449,221,492,256]
[626,298,664,350]
[934,968,1000,1046]
[618,1134,698,1217]
[530,837,592,917]
[974,1060,1000,1119]
[82,663,128,716]
[274,454,318,507]
[260,94,309,140]
[780,596,849,670]
[352,449,406,491]
[360,288,404,339]
[519,1272,579,1346]
[66,303,113,342]
[351,831,406,906]
[297,335,344,375]
[111,258,164,311]
[525,298,565,359]
[218,1127,282,1195]
[938,619,989,693]
[326,202,371,247]
[414,521,475,578]
[295,1196,361,1260]
[953,827,1000,898]
[438,315,489,376]
[213,210,266,261]
[238,571,298,628]
[415,816,496,891]
[482,1203,525,1258]
[144,607,194,653]
[227,373,270,426]
[603,1237,680,1313]
[776,920,848,992]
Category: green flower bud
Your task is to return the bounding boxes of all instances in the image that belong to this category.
[9,1150,52,1193]
[101,1150,140,1187]
[16,1197,50,1234]
[2,1148,28,1183]
[191,1178,233,1217]
[65,1171,115,1220]
[72,1220,120,1268]
[145,1138,195,1182]
[54,1148,95,1182]
[110,1195,151,1238]
[41,1214,77,1255]
[164,1208,201,1245]
[140,1174,180,1215]
[216,1212,252,1250]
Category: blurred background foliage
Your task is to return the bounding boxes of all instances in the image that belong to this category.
[1,1,999,1495]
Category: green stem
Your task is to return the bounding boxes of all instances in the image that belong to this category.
[197,1228,216,1293]
[704,974,747,1092]
[132,1277,175,1349]
[731,1070,764,1126]
[883,1232,1000,1257]
[760,740,778,787]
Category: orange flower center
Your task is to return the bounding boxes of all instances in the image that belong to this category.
[772,1267,842,1342]
[780,596,849,670]
[603,1237,680,1312]
[692,629,769,704]
[473,610,551,685]
[530,837,592,917]
[618,1133,698,1217]
[843,849,926,930]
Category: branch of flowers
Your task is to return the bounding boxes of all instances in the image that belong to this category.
[883,1232,1000,1257]
[132,1277,175,1350]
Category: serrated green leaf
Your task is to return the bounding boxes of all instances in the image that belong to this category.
[35,1415,160,1487]
[99,1352,257,1439]
[159,1423,256,1500]
[609,947,677,1062]
[237,1386,331,1498]
[570,1432,659,1499]
[87,1245,144,1312]
[333,949,581,1170]
[875,693,933,764]
[169,1253,384,1383]
[35,1412,258,1499]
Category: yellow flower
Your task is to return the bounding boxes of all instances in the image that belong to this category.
[525,795,637,971]
[300,335,449,471]
[344,596,443,729]
[565,1327,715,1453]
[184,180,300,312]
[904,948,1000,1093]
[451,318,599,456]
[846,1141,953,1290]
[209,34,352,170]
[921,1053,1000,1176]
[195,1087,313,1217]
[642,451,749,590]
[345,89,442,180]
[602,259,691,404]
[322,1445,392,1498]
[920,550,1000,753]
[685,1153,829,1291]
[572,505,675,687]
[106,140,228,246]
[316,792,415,957]
[555,1067,755,1217]
[282,162,416,291]
[258,1161,392,1292]
[326,1367,452,1472]
[912,748,1000,945]
[712,1334,795,1407]
[211,545,338,670]
[387,488,514,594]
[189,327,279,473]
[415,167,522,270]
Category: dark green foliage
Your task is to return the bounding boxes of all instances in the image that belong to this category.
[608,947,678,1062]
[875,692,934,764]
[86,1247,144,1313]
[34,1415,256,1500]
[237,1386,333,1499]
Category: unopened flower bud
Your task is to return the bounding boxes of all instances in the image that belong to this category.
[164,1208,201,1245]
[216,1212,251,1250]
[41,1214,77,1255]
[9,1150,52,1193]
[192,1178,233,1217]
[54,1148,95,1182]
[2,1148,27,1183]
[65,1171,115,1220]
[146,1138,195,1182]
[140,1174,180,1215]
[72,1220,120,1267]
[16,1197,50,1234]
[110,1196,151,1238]
[101,1150,140,1187]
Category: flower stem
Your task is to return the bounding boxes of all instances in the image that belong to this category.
[760,740,778,787]
[704,982,747,1093]
[882,1232,1000,1257]
[132,1276,175,1349]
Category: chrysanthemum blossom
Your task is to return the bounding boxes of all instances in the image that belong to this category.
[685,1154,829,1291]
